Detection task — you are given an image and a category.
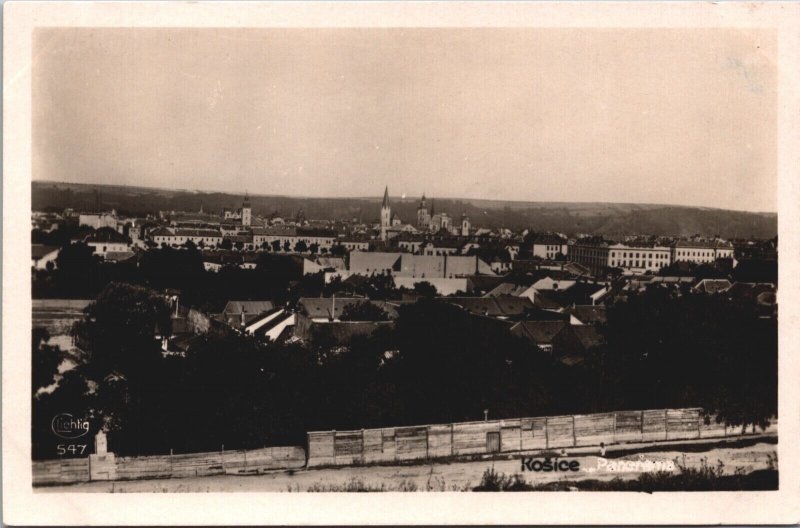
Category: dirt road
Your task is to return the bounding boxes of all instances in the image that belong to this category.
[38,440,776,492]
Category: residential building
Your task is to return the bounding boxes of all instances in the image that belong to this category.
[672,239,735,264]
[531,234,568,260]
[78,211,118,231]
[252,226,338,251]
[568,238,611,274]
[149,227,223,248]
[607,243,671,273]
[85,227,131,258]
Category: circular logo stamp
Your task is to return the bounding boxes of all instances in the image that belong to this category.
[51,413,90,439]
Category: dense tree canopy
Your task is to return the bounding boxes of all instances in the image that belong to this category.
[33,277,777,459]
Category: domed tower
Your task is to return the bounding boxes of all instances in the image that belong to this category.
[417,193,430,229]
[242,192,252,227]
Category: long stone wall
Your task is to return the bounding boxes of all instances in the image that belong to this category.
[307,408,771,467]
[33,446,306,486]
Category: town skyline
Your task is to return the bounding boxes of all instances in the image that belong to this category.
[32,179,780,215]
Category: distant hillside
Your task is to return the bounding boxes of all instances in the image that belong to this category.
[32,181,777,239]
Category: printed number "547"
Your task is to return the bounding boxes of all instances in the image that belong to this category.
[56,444,87,455]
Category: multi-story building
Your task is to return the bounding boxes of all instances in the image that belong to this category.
[336,237,371,252]
[671,240,734,264]
[252,226,338,251]
[570,238,670,274]
[568,238,611,274]
[608,243,671,273]
[85,227,132,257]
[531,234,569,260]
[149,227,223,248]
[78,211,118,231]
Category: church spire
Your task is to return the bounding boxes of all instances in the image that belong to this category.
[382,186,390,208]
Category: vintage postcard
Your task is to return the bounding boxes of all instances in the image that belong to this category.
[3,1,800,525]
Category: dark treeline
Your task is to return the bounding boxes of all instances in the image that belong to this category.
[32,245,323,312]
[32,282,776,459]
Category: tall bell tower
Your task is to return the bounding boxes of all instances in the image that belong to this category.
[380,186,391,240]
[242,192,252,227]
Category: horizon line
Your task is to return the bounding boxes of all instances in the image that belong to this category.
[32,179,778,216]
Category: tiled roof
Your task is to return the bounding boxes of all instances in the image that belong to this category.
[486,282,533,298]
[298,298,399,320]
[568,305,607,324]
[86,227,130,243]
[673,239,733,249]
[349,251,402,274]
[693,279,732,294]
[531,234,567,245]
[32,244,60,259]
[173,228,222,237]
[316,257,346,270]
[511,321,567,345]
[569,325,606,349]
[105,251,136,262]
[223,300,275,315]
[444,295,534,317]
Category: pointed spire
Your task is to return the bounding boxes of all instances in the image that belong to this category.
[430,198,435,216]
[382,186,390,208]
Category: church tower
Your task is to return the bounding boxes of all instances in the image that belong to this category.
[241,192,252,227]
[417,194,430,229]
[380,186,391,240]
[461,212,471,237]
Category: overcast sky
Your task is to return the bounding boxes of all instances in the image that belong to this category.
[33,28,776,212]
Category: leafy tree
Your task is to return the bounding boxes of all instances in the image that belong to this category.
[330,244,347,257]
[72,282,171,381]
[234,241,245,251]
[339,301,390,322]
[309,243,319,254]
[219,238,233,250]
[413,281,438,297]
[271,239,282,252]
[283,240,291,252]
[361,274,398,300]
[601,288,777,429]
[295,240,308,253]
[32,328,62,394]
[53,242,99,296]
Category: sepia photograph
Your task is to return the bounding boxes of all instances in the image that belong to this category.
[4,1,800,525]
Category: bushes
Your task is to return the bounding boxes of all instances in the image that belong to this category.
[473,467,533,491]
[471,459,778,492]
